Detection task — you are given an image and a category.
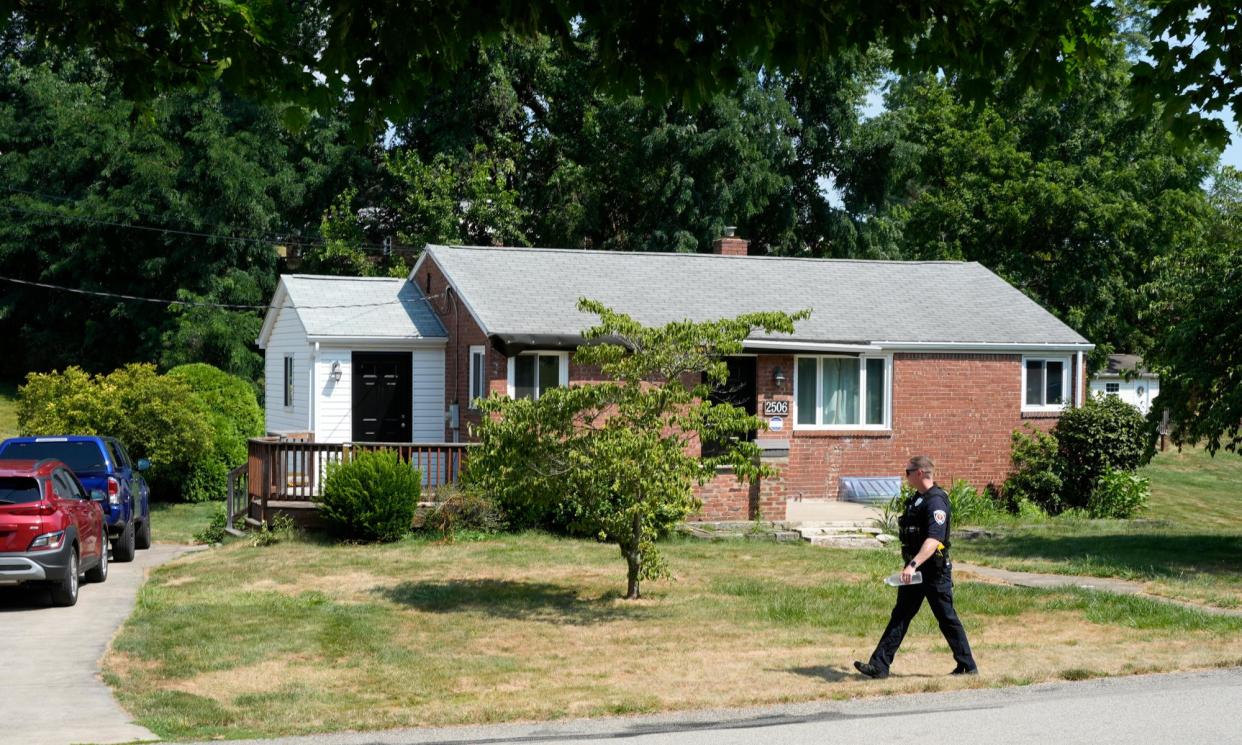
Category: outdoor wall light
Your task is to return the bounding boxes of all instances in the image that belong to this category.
[773,366,786,388]
[330,360,342,382]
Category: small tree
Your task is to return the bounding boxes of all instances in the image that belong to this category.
[468,300,807,599]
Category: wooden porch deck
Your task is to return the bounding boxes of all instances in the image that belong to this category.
[240,438,476,527]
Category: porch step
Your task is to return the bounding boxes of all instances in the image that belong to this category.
[791,520,894,550]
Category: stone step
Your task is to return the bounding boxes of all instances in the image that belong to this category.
[793,520,879,530]
[798,525,883,537]
[808,535,887,549]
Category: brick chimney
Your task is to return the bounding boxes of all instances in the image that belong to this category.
[712,226,749,256]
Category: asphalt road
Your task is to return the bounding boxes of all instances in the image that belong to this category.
[0,542,195,745]
[186,667,1242,745]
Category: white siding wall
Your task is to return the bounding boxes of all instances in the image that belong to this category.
[315,348,353,443]
[1090,377,1161,415]
[264,306,311,435]
[413,348,446,440]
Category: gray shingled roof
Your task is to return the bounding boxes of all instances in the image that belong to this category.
[424,245,1090,346]
[281,275,446,339]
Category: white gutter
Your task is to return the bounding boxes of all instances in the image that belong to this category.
[873,341,1095,352]
[305,336,447,347]
[744,340,882,353]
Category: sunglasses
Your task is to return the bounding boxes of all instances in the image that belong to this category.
[905,467,920,474]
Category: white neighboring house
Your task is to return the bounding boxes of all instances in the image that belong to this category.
[256,275,447,443]
[1090,354,1160,415]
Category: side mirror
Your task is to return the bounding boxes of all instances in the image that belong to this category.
[89,489,107,503]
[136,458,151,472]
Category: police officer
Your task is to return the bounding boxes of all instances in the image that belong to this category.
[853,455,977,678]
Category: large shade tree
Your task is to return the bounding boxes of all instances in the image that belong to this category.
[0,44,359,379]
[2,1,1236,149]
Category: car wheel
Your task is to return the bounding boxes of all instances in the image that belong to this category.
[50,549,79,607]
[135,516,152,550]
[113,521,136,562]
[85,539,108,583]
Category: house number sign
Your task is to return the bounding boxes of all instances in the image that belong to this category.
[763,400,789,416]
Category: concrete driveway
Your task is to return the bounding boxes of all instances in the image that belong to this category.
[0,542,198,745]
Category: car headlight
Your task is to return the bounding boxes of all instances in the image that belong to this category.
[29,530,66,551]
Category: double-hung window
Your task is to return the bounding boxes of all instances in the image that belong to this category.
[1023,357,1070,411]
[794,355,890,429]
[468,346,486,408]
[507,352,569,400]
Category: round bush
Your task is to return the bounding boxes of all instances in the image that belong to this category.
[1053,396,1149,510]
[18,364,214,501]
[168,363,264,502]
[320,449,421,542]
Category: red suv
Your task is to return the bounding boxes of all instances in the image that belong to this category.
[0,459,108,606]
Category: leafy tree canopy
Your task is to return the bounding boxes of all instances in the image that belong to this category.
[3,1,1236,148]
[0,44,358,379]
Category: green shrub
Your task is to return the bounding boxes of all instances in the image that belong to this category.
[1003,427,1063,514]
[168,363,265,502]
[946,479,1001,525]
[250,512,297,547]
[193,504,229,544]
[1053,396,1149,509]
[18,364,214,501]
[320,449,421,542]
[1088,468,1150,519]
[414,484,508,538]
[168,363,264,466]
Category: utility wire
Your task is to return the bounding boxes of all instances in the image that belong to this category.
[0,275,449,312]
[0,196,404,254]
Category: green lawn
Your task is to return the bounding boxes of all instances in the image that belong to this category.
[0,381,18,440]
[955,446,1242,608]
[104,531,1242,741]
[150,502,220,545]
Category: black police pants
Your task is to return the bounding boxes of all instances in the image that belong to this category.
[868,569,975,673]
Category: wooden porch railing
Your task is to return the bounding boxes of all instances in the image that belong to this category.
[246,438,477,522]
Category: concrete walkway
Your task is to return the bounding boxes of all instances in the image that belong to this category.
[785,500,882,523]
[954,561,1242,617]
[0,542,200,745]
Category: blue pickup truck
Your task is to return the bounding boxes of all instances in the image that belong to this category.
[0,436,151,561]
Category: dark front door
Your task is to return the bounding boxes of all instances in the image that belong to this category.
[703,356,758,457]
[352,352,412,442]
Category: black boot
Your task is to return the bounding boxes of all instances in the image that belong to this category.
[853,660,889,679]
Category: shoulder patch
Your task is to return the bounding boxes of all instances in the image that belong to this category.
[933,509,947,525]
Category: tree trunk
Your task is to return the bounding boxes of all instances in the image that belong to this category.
[625,512,642,599]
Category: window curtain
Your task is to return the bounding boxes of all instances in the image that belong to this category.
[821,358,859,425]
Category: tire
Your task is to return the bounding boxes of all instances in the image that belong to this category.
[84,540,108,583]
[113,521,136,563]
[49,549,79,607]
[135,516,152,550]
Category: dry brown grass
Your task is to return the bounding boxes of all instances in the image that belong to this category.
[103,533,1242,740]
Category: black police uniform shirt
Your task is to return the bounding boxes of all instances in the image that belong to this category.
[897,485,951,568]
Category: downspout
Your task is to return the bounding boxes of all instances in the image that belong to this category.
[1075,350,1084,408]
[449,287,461,443]
[309,342,319,437]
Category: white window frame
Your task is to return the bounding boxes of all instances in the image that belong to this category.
[468,345,486,409]
[1022,356,1071,412]
[505,351,570,400]
[792,354,893,430]
[1104,382,1120,395]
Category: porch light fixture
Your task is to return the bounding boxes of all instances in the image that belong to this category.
[329,360,342,382]
[773,366,786,389]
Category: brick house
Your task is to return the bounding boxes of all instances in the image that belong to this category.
[259,236,1092,521]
